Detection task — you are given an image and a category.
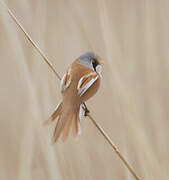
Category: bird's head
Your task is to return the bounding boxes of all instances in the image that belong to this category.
[78,52,104,74]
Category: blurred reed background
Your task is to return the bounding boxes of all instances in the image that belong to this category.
[0,0,169,179]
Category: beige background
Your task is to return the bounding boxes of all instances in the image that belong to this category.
[0,0,169,179]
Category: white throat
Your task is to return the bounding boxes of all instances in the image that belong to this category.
[96,65,102,78]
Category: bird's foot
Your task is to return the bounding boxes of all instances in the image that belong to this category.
[83,103,90,116]
[84,108,90,116]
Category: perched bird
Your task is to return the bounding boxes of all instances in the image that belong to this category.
[43,52,104,143]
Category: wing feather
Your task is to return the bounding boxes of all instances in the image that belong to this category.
[60,67,71,93]
[77,72,99,97]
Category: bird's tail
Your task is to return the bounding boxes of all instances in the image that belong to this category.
[61,105,82,142]
[43,102,82,143]
[42,101,63,126]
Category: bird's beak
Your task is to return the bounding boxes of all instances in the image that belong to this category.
[99,60,104,65]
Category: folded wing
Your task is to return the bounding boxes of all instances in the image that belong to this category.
[77,72,99,97]
[60,67,71,93]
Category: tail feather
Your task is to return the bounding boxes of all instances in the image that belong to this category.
[52,111,73,143]
[72,112,78,137]
[42,102,62,126]
[73,105,82,137]
[44,103,83,143]
[62,113,74,142]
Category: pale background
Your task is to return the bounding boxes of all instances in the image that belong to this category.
[0,0,169,179]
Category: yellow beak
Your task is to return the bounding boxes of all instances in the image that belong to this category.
[99,60,104,65]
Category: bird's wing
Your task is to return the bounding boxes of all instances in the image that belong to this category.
[77,72,99,97]
[60,67,71,93]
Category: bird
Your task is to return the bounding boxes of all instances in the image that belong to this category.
[43,52,104,143]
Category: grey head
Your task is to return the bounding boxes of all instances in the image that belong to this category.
[78,52,100,71]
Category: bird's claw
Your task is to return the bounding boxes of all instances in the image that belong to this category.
[84,108,90,116]
[83,103,90,116]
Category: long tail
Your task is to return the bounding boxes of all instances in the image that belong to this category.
[62,105,82,142]
[43,102,82,143]
[52,105,82,143]
[72,105,82,137]
[42,102,62,126]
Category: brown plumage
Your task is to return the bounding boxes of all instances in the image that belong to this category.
[43,52,104,143]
